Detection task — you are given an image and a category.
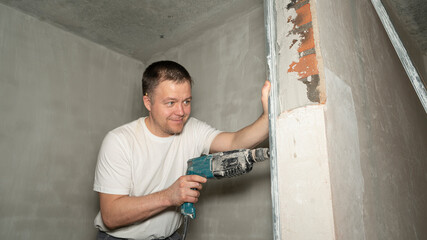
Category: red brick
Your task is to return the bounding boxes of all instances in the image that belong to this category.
[298,27,315,53]
[288,54,319,79]
[295,3,312,27]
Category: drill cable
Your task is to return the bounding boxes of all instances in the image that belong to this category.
[182,215,189,240]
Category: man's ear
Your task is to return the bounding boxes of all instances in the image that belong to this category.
[143,95,151,112]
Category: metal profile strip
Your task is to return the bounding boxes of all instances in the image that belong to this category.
[264,0,282,239]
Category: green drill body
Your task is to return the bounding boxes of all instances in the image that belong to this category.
[180,148,269,219]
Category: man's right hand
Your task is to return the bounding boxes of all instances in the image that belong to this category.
[165,175,207,206]
[99,175,207,230]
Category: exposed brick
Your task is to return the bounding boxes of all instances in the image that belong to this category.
[287,0,309,10]
[288,54,319,79]
[298,27,314,53]
[300,74,320,102]
[295,3,312,27]
[286,0,322,103]
[300,48,316,58]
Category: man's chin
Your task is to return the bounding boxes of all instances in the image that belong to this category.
[165,127,183,135]
[167,119,188,134]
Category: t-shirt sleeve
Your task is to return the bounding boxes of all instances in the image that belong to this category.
[93,131,132,195]
[189,118,222,155]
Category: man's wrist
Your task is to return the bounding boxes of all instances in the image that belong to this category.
[158,189,174,207]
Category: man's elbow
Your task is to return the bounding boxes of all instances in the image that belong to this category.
[101,213,120,230]
[99,193,127,230]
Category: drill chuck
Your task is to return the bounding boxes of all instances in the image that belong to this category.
[211,148,269,179]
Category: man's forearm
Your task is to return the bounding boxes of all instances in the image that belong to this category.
[232,113,269,149]
[99,175,206,230]
[210,113,269,153]
[100,190,172,230]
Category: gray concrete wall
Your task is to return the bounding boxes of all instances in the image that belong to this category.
[0,4,144,239]
[315,0,427,239]
[149,4,272,240]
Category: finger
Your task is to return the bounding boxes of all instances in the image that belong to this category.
[188,189,201,198]
[261,81,270,114]
[177,177,204,190]
[190,182,203,190]
[186,196,199,204]
[262,80,271,97]
[183,190,201,203]
[186,175,207,183]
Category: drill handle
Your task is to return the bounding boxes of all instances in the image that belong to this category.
[180,154,213,219]
[180,202,196,219]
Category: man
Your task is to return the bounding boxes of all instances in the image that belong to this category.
[94,60,270,240]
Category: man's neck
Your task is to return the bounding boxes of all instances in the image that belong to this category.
[144,116,172,138]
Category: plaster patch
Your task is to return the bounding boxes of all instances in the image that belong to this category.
[324,68,366,240]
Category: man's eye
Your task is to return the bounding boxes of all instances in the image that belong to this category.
[184,100,191,105]
[166,102,174,106]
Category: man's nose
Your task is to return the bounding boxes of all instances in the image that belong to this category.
[175,103,185,116]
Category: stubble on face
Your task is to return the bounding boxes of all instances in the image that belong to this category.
[144,80,192,137]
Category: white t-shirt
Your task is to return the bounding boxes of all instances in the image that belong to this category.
[93,117,220,239]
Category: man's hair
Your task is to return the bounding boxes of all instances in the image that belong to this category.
[142,60,193,97]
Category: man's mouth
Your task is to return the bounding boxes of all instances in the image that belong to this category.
[169,117,185,123]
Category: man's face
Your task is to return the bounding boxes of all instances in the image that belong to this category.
[143,80,192,137]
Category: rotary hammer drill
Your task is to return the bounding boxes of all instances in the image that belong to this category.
[180,148,270,219]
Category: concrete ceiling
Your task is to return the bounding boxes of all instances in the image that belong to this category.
[0,0,425,63]
[0,0,262,62]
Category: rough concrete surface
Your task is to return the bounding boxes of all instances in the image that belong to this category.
[0,0,262,62]
[0,4,144,239]
[380,0,427,92]
[315,0,427,239]
[382,0,427,53]
[149,5,272,239]
[0,1,271,239]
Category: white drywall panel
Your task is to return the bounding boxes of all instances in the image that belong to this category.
[276,105,335,240]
